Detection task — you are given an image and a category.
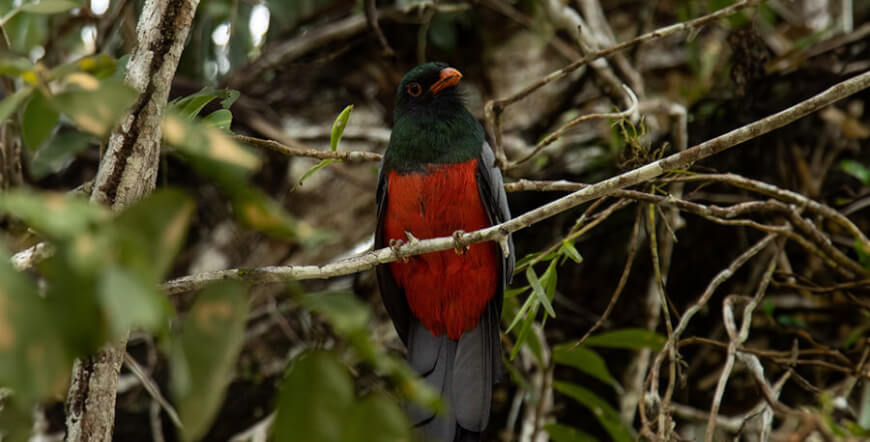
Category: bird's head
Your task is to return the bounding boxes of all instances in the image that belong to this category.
[394,62,464,122]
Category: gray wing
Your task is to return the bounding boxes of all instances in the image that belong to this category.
[476,140,516,288]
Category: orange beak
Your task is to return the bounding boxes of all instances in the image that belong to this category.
[429,67,462,95]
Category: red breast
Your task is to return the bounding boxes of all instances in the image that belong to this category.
[383,159,499,339]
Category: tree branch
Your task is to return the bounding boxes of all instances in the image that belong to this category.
[66,0,200,440]
[235,135,383,162]
[164,69,870,294]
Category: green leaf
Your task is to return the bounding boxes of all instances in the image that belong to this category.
[841,160,870,185]
[229,186,297,240]
[524,318,545,364]
[0,189,109,239]
[526,266,556,318]
[330,104,353,151]
[855,239,870,269]
[300,291,370,336]
[170,87,232,119]
[109,54,130,81]
[164,113,299,241]
[49,54,119,80]
[0,247,72,406]
[98,266,171,340]
[859,381,870,430]
[112,189,195,282]
[545,423,599,442]
[28,131,91,179]
[343,394,413,442]
[505,290,534,334]
[171,280,249,442]
[560,240,583,264]
[21,91,59,150]
[510,301,539,361]
[76,54,120,78]
[173,90,218,118]
[515,251,541,269]
[297,158,336,188]
[202,109,232,130]
[50,77,138,136]
[0,398,33,442]
[541,260,558,305]
[168,87,237,122]
[553,343,621,391]
[273,351,355,442]
[553,381,634,442]
[504,285,529,298]
[220,89,239,108]
[0,86,33,122]
[584,328,666,351]
[19,0,78,14]
[0,56,33,77]
[163,113,259,173]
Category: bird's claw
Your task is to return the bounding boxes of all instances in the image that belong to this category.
[452,230,469,255]
[389,239,409,263]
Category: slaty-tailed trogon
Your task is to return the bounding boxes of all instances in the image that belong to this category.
[375,62,515,442]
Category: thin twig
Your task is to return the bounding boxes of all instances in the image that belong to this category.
[707,242,781,441]
[648,202,677,440]
[506,84,638,169]
[416,0,438,64]
[641,232,779,435]
[365,0,395,56]
[234,135,383,162]
[123,353,183,429]
[574,205,644,346]
[515,198,633,272]
[660,173,870,252]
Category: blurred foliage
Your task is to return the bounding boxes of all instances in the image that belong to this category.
[273,350,414,442]
[170,281,249,442]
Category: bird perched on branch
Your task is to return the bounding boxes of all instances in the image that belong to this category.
[375,62,515,442]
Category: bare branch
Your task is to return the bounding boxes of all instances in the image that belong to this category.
[235,135,383,162]
[660,173,870,251]
[707,244,781,441]
[364,0,395,57]
[506,84,638,169]
[641,232,779,436]
[575,205,643,346]
[123,353,183,429]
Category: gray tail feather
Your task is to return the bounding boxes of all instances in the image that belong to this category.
[405,302,502,442]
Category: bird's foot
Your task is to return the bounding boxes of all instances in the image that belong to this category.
[452,230,469,255]
[389,239,409,263]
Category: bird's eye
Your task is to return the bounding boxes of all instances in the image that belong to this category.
[407,82,422,97]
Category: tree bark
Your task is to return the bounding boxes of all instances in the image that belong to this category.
[0,104,23,190]
[64,0,200,440]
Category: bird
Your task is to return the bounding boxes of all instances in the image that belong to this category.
[375,62,515,442]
